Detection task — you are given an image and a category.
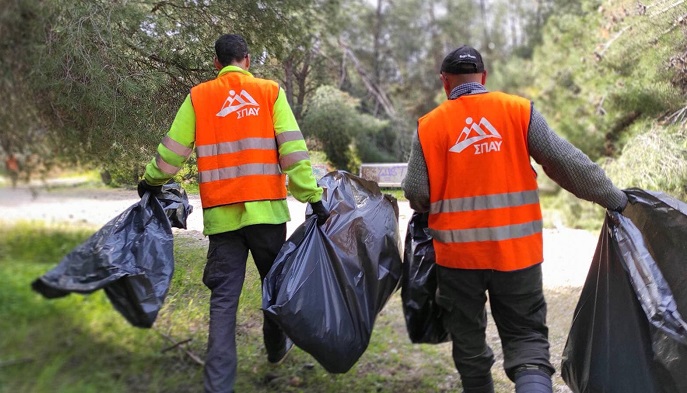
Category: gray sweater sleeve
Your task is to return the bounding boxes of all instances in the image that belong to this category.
[402,130,431,212]
[401,107,628,213]
[528,107,627,211]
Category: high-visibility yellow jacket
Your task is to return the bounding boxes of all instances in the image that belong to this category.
[144,66,322,235]
[418,91,543,271]
[191,70,288,208]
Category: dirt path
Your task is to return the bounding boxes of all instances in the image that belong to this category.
[0,183,598,288]
[2,182,594,391]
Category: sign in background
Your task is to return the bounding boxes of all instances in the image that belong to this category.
[286,164,329,187]
[311,164,329,180]
[359,163,408,187]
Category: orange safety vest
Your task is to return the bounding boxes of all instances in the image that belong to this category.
[418,91,543,271]
[191,71,286,209]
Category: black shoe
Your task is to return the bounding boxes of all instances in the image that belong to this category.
[267,338,294,365]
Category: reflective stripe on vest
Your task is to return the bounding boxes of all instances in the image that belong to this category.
[430,190,542,242]
[430,220,543,243]
[193,131,311,171]
[430,190,540,214]
[199,163,282,183]
[418,91,543,271]
[191,71,285,208]
[196,137,277,157]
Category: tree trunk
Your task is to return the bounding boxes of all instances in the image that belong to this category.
[372,0,384,115]
[480,0,491,53]
[283,57,295,109]
[340,41,396,118]
[293,50,312,122]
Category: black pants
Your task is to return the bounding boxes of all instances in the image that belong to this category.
[202,223,288,393]
[435,263,554,383]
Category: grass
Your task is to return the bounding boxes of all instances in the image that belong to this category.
[0,222,203,393]
[0,221,579,393]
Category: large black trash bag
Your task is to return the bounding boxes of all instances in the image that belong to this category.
[31,183,193,328]
[155,183,194,230]
[622,189,687,344]
[262,171,402,373]
[401,211,449,344]
[561,188,687,393]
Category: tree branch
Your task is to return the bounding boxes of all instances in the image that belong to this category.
[596,0,685,59]
[155,329,205,366]
[338,39,396,117]
[649,0,686,18]
[595,25,632,59]
[160,338,193,353]
[664,105,687,125]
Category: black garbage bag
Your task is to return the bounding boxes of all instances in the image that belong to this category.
[262,171,402,373]
[401,211,449,344]
[31,183,193,328]
[561,188,687,393]
[155,183,193,230]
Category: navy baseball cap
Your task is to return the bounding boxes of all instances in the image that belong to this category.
[440,45,485,74]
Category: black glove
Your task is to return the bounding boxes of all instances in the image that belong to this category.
[137,180,162,198]
[616,191,630,213]
[309,200,330,226]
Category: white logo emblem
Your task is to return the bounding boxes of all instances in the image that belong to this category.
[216,90,260,119]
[449,117,503,155]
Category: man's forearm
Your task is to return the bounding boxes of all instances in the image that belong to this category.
[527,108,627,211]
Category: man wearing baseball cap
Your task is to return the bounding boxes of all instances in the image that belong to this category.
[403,45,628,393]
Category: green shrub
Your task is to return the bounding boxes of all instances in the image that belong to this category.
[545,189,606,232]
[302,86,360,171]
[302,86,409,171]
[606,122,687,200]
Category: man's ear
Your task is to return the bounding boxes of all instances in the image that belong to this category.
[440,73,451,97]
[481,70,488,85]
[214,56,223,70]
[244,54,251,70]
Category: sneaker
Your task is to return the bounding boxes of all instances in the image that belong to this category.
[267,338,294,365]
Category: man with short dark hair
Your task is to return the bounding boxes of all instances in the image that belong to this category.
[403,45,628,393]
[138,33,329,393]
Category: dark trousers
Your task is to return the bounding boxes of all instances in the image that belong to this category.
[435,263,554,385]
[202,223,287,393]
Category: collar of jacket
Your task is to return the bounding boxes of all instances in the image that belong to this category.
[449,82,488,100]
[217,65,253,78]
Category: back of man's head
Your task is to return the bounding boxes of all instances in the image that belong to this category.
[215,34,249,67]
[440,45,484,75]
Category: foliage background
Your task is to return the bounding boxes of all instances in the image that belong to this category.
[1,0,686,221]
[1,2,686,390]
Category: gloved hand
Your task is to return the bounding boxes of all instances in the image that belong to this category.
[607,209,622,227]
[615,194,629,213]
[137,179,162,198]
[309,200,330,226]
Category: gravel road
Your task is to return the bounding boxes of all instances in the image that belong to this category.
[0,182,598,288]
